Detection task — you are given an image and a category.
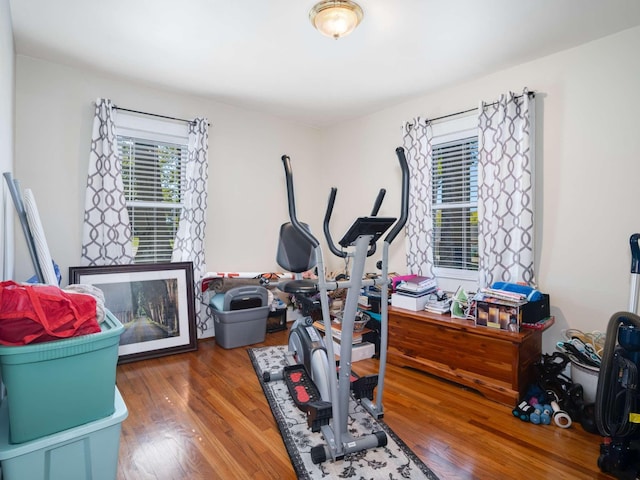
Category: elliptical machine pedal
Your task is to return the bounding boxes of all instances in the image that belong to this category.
[283,364,333,432]
[349,371,379,401]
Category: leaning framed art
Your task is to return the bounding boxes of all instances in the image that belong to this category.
[69,261,197,363]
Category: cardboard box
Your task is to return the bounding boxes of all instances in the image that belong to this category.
[475,299,526,332]
[391,292,430,311]
[332,340,375,362]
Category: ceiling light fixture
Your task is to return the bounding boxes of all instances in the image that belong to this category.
[309,0,364,39]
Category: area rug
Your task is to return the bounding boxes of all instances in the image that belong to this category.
[248,345,439,480]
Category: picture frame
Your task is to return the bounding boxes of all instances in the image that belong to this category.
[69,262,197,364]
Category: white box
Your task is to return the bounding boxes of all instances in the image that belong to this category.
[333,340,375,362]
[391,292,430,311]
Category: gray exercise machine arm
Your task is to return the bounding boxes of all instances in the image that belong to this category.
[323,188,346,258]
[281,155,320,248]
[370,189,386,216]
[323,187,387,258]
[384,147,410,245]
[363,189,387,257]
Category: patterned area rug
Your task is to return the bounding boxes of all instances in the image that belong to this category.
[248,345,439,480]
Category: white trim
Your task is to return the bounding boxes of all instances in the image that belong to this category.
[431,114,477,143]
[115,111,189,145]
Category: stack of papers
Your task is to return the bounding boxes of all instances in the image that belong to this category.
[478,287,527,305]
[424,297,452,314]
[395,275,437,296]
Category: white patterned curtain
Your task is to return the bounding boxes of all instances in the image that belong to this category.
[172,118,209,335]
[477,90,536,287]
[81,98,134,266]
[402,118,435,277]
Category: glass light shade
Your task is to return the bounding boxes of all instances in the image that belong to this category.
[310,1,363,39]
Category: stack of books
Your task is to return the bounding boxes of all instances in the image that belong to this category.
[312,320,369,345]
[391,275,437,311]
[312,320,376,362]
[395,275,437,295]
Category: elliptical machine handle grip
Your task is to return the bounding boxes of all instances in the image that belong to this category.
[281,155,320,248]
[370,189,386,216]
[323,188,347,258]
[322,187,384,258]
[384,147,410,245]
[363,189,386,257]
[631,234,640,274]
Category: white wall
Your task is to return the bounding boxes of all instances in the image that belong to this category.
[0,0,15,281]
[13,56,322,285]
[13,27,640,354]
[320,26,640,353]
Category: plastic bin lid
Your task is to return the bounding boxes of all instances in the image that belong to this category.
[0,387,128,459]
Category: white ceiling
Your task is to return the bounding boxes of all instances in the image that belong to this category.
[9,0,640,127]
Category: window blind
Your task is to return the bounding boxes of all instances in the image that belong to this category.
[431,136,478,271]
[118,136,187,263]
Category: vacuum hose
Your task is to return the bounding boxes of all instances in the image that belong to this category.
[595,311,640,438]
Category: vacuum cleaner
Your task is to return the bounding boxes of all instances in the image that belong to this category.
[596,233,640,478]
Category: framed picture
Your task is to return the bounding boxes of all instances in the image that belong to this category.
[69,262,197,364]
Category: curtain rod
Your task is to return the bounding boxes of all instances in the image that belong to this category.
[424,90,535,125]
[113,105,210,127]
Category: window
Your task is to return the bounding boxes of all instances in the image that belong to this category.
[115,113,189,264]
[430,115,478,281]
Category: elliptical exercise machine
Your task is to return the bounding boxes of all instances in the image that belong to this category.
[264,147,409,464]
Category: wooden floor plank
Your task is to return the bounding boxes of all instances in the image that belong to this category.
[115,329,614,479]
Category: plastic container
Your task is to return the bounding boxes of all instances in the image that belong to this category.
[0,311,124,443]
[210,287,269,349]
[0,387,128,480]
[571,360,599,404]
[212,306,269,348]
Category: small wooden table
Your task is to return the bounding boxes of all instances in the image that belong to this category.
[387,307,548,405]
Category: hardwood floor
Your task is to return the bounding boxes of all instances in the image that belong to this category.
[115,328,613,479]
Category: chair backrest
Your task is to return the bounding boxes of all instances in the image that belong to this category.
[276,222,316,274]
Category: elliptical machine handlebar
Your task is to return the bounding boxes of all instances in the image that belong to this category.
[323,187,387,258]
[362,189,387,257]
[384,147,410,245]
[282,147,410,257]
[281,155,320,248]
[323,188,346,258]
[631,233,640,274]
[370,189,386,216]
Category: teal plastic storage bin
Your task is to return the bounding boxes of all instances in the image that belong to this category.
[0,311,123,443]
[0,387,128,480]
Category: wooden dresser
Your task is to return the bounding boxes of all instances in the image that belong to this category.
[387,306,545,406]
